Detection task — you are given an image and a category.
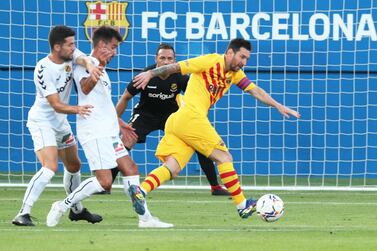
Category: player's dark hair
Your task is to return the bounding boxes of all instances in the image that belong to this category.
[226,38,252,53]
[92,26,123,47]
[156,43,175,56]
[48,25,75,50]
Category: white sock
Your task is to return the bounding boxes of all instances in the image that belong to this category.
[61,177,104,212]
[236,199,247,209]
[19,167,55,215]
[122,175,152,220]
[63,169,84,213]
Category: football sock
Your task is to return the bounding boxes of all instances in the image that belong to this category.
[19,166,55,215]
[63,169,84,213]
[61,177,104,212]
[141,165,171,193]
[218,162,245,205]
[123,175,152,220]
[196,151,219,186]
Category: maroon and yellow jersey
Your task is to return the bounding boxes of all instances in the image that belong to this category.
[179,53,256,116]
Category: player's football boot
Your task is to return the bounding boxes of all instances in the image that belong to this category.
[46,201,65,227]
[69,208,103,224]
[211,185,231,196]
[12,214,35,226]
[128,185,146,215]
[138,216,174,228]
[238,198,257,219]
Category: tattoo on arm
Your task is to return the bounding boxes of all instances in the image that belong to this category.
[150,63,180,77]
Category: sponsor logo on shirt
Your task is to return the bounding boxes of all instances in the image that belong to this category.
[148,92,175,100]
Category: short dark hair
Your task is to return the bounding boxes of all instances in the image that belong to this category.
[226,38,252,53]
[48,25,75,50]
[156,43,175,56]
[92,26,123,47]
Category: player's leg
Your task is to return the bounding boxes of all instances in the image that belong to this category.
[58,143,102,224]
[117,151,173,228]
[209,149,256,219]
[12,125,58,226]
[46,137,118,227]
[196,151,230,196]
[173,110,256,218]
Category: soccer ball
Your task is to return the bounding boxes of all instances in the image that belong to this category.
[256,194,284,222]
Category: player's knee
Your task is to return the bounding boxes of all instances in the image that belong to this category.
[65,160,81,173]
[215,152,233,165]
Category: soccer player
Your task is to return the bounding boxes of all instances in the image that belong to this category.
[46,26,173,228]
[128,38,301,219]
[12,26,103,226]
[115,43,229,196]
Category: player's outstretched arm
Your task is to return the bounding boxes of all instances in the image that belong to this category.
[248,86,300,119]
[133,62,181,89]
[46,93,93,118]
[116,89,134,117]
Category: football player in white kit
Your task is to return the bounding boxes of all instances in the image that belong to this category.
[46,26,173,228]
[12,26,104,226]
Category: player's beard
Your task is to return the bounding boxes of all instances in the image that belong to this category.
[60,52,74,62]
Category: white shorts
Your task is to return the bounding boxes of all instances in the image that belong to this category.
[82,136,129,171]
[27,121,76,152]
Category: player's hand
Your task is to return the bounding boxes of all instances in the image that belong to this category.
[276,104,301,119]
[98,47,113,66]
[118,118,138,142]
[86,64,103,82]
[133,71,153,89]
[76,104,93,118]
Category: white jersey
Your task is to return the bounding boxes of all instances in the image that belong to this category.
[27,49,84,130]
[73,56,119,144]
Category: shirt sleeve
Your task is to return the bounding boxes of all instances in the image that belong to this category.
[72,64,90,86]
[178,73,189,92]
[126,79,141,96]
[34,63,58,97]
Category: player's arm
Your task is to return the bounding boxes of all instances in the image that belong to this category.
[46,93,93,117]
[248,86,300,119]
[133,63,181,89]
[80,73,101,95]
[74,49,103,82]
[116,89,134,117]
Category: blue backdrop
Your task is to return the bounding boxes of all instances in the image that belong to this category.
[0,0,376,182]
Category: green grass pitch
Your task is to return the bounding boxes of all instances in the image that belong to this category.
[1,187,376,251]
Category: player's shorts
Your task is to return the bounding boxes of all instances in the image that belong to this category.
[155,107,228,169]
[27,120,76,152]
[128,111,170,143]
[81,136,128,171]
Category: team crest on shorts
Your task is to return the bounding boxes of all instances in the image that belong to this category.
[170,83,178,92]
[84,1,130,42]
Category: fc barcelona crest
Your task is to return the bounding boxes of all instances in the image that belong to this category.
[84,1,130,41]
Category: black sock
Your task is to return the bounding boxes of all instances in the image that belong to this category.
[196,151,219,186]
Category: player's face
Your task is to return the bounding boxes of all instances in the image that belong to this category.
[155,49,175,67]
[58,36,76,62]
[229,47,250,72]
